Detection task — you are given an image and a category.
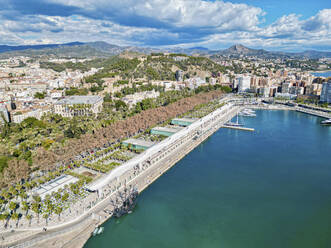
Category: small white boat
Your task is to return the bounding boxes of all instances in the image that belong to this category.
[321,119,331,125]
[92,228,99,236]
[239,109,256,117]
[97,227,104,235]
[239,111,256,117]
[243,108,255,114]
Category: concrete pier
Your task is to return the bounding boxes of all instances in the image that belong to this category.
[221,125,255,131]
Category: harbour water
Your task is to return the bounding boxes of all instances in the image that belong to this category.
[84,110,331,248]
[311,71,331,78]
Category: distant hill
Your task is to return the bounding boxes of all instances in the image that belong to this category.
[212,44,331,59]
[0,41,330,59]
[0,42,84,53]
[295,50,331,59]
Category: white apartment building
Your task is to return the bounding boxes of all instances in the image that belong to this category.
[185,77,206,89]
[11,107,52,123]
[258,87,270,97]
[281,82,291,94]
[122,90,160,108]
[237,76,251,93]
[54,95,103,117]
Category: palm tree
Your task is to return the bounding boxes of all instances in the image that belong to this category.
[21,201,30,216]
[19,192,28,201]
[23,181,32,190]
[31,202,41,223]
[0,197,5,209]
[54,207,63,221]
[54,192,61,202]
[11,212,20,228]
[9,201,18,213]
[0,214,6,227]
[25,214,32,227]
[1,211,10,228]
[42,213,49,226]
[8,186,18,199]
[32,195,41,203]
[15,184,23,193]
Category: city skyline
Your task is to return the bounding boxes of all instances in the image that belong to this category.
[0,0,330,51]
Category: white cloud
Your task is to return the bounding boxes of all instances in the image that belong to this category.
[49,0,264,31]
[0,0,330,51]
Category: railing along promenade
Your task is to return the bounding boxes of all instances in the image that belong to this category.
[295,106,331,119]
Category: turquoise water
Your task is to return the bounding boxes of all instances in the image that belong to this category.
[312,71,331,78]
[85,110,331,248]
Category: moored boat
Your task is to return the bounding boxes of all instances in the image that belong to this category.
[224,121,244,127]
[97,227,104,235]
[92,228,99,236]
[225,113,244,127]
[321,119,331,125]
[239,109,256,117]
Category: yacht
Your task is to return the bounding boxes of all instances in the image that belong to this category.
[321,119,331,125]
[238,109,256,117]
[225,114,244,127]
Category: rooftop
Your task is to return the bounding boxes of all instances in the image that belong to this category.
[151,126,183,133]
[31,174,79,199]
[172,117,198,123]
[122,138,155,148]
[55,95,102,105]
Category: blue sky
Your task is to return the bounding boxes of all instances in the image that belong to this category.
[0,0,330,51]
[229,0,330,24]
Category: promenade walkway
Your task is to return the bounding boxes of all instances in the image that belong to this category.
[295,107,331,119]
[3,104,240,248]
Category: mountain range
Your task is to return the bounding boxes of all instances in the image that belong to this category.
[213,44,331,59]
[0,41,330,59]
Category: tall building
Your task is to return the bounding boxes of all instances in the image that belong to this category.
[320,81,331,103]
[54,96,103,117]
[281,82,291,93]
[258,87,270,97]
[237,76,251,93]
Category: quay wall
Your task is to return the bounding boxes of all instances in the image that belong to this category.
[7,103,241,248]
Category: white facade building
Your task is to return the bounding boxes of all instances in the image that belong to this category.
[237,76,251,93]
[54,95,103,117]
[281,82,291,94]
[11,107,52,123]
[122,90,160,108]
[259,87,270,97]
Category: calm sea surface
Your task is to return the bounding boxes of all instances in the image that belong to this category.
[312,71,331,78]
[85,110,331,248]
